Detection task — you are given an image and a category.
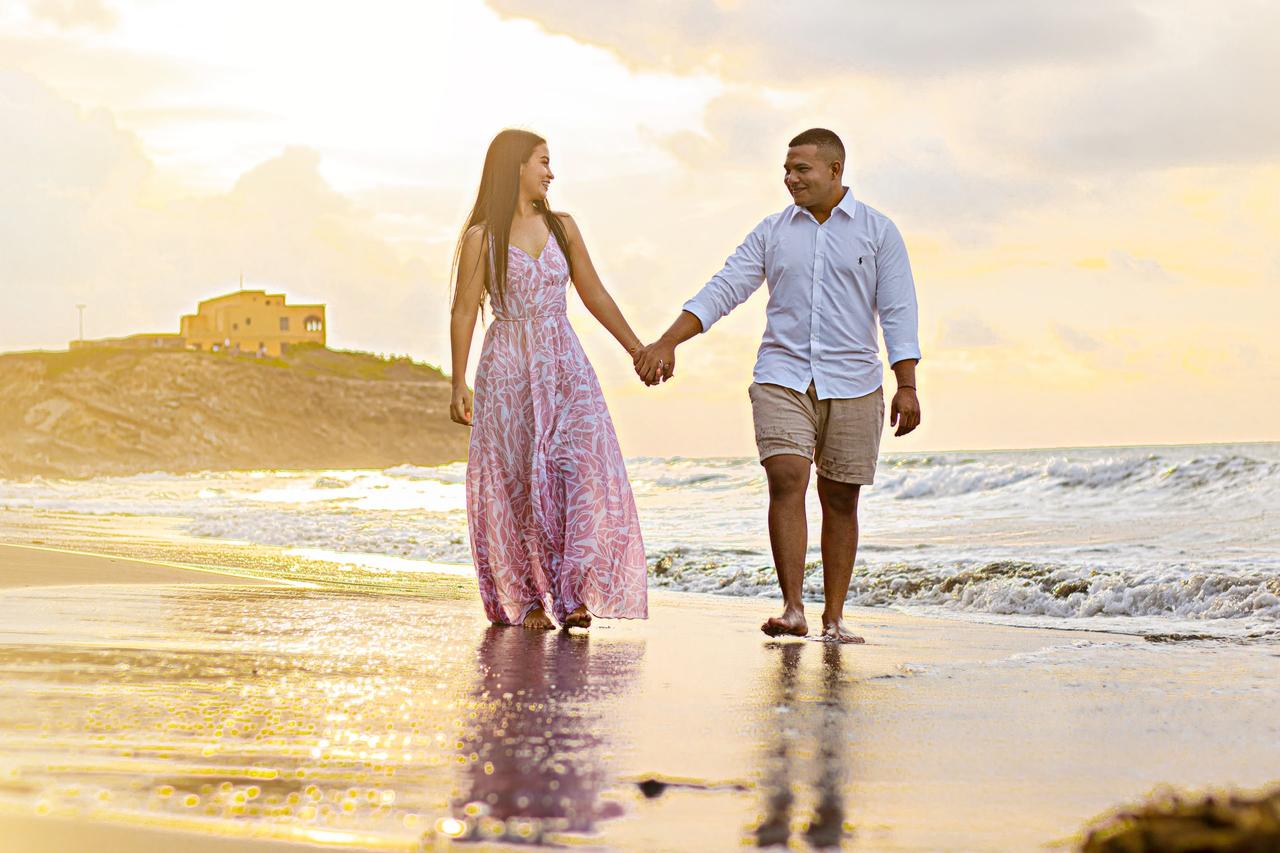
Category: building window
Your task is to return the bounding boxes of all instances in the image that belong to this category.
[279,317,290,331]
[232,323,238,331]
[304,316,323,332]
[246,317,252,326]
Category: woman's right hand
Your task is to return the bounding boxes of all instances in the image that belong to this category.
[450,386,473,426]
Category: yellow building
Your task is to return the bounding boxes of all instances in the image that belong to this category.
[180,290,326,356]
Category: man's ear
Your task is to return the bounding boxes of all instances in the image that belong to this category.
[831,160,843,180]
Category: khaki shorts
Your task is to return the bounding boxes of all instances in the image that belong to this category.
[748,382,885,485]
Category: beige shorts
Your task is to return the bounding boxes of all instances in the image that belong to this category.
[748,382,885,485]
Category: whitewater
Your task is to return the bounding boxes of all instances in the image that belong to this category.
[2,442,1276,638]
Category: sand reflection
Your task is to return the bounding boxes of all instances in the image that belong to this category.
[450,626,644,844]
[755,642,852,849]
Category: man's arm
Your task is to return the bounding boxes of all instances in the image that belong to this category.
[635,220,769,385]
[877,221,922,436]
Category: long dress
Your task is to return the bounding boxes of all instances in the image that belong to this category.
[466,233,649,625]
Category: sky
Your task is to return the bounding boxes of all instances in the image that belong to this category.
[2,0,1278,456]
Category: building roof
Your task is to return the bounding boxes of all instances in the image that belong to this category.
[195,290,323,310]
[196,289,269,307]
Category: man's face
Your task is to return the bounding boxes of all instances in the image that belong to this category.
[784,145,840,208]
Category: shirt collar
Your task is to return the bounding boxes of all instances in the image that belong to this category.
[790,186,857,222]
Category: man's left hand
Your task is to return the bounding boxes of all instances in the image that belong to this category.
[890,387,921,437]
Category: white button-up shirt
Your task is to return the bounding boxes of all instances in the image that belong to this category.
[682,188,921,400]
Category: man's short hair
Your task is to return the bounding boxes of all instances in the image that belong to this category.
[788,128,845,163]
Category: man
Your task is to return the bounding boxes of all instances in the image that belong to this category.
[635,128,921,643]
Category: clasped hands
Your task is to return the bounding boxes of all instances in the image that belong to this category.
[630,340,676,387]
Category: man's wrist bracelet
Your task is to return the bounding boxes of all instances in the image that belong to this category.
[898,384,916,391]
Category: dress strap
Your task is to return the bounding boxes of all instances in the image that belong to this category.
[486,230,497,290]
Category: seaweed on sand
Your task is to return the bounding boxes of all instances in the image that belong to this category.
[1079,786,1280,852]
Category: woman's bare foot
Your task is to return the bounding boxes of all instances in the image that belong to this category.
[522,607,556,630]
[562,605,592,630]
[819,620,865,644]
[761,606,807,637]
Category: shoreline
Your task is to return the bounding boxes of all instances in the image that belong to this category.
[0,542,284,589]
[2,516,1271,642]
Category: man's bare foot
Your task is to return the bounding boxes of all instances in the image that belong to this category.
[819,620,865,644]
[761,607,807,637]
[522,607,556,630]
[563,605,592,630]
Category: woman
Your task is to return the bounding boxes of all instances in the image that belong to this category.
[449,129,649,630]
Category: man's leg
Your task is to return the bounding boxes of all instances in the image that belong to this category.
[761,454,812,637]
[816,476,864,643]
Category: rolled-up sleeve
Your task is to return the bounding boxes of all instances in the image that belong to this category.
[682,219,768,333]
[875,221,922,365]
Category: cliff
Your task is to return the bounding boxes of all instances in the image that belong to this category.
[0,345,470,480]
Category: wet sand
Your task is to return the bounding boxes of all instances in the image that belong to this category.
[1,544,1278,852]
[0,542,278,588]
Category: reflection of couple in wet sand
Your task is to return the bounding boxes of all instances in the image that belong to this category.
[450,127,921,643]
[754,642,853,848]
[452,626,642,844]
[452,627,852,847]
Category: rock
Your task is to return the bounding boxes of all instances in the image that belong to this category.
[637,779,667,799]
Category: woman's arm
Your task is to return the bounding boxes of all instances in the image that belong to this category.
[559,214,644,358]
[449,226,486,426]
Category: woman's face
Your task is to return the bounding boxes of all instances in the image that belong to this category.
[520,144,553,202]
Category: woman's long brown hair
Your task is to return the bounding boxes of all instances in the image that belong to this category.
[452,129,573,314]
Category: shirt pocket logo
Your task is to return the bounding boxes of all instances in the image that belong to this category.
[854,249,877,283]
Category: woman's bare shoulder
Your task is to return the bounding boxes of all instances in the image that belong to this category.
[553,211,582,239]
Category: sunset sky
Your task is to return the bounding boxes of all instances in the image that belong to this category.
[3,0,1277,456]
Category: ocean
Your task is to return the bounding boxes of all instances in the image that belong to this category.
[2,442,1277,639]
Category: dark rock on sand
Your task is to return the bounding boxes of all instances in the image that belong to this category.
[1080,786,1280,852]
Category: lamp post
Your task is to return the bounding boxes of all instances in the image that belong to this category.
[76,304,86,342]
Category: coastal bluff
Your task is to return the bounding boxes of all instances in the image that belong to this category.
[0,346,470,480]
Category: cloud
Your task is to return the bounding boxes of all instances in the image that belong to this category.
[1071,251,1170,280]
[647,90,1065,237]
[938,317,1004,349]
[27,0,117,32]
[487,0,1151,81]
[117,105,276,128]
[857,138,1054,232]
[1029,6,1280,171]
[492,1,1280,174]
[1054,324,1102,353]
[1106,251,1169,280]
[0,33,200,104]
[652,91,789,171]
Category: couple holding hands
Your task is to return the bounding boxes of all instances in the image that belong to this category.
[449,127,921,643]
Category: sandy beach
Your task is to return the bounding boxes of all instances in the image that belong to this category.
[2,540,1277,852]
[0,542,278,589]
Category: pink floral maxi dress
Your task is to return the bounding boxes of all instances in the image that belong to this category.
[466,235,648,625]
